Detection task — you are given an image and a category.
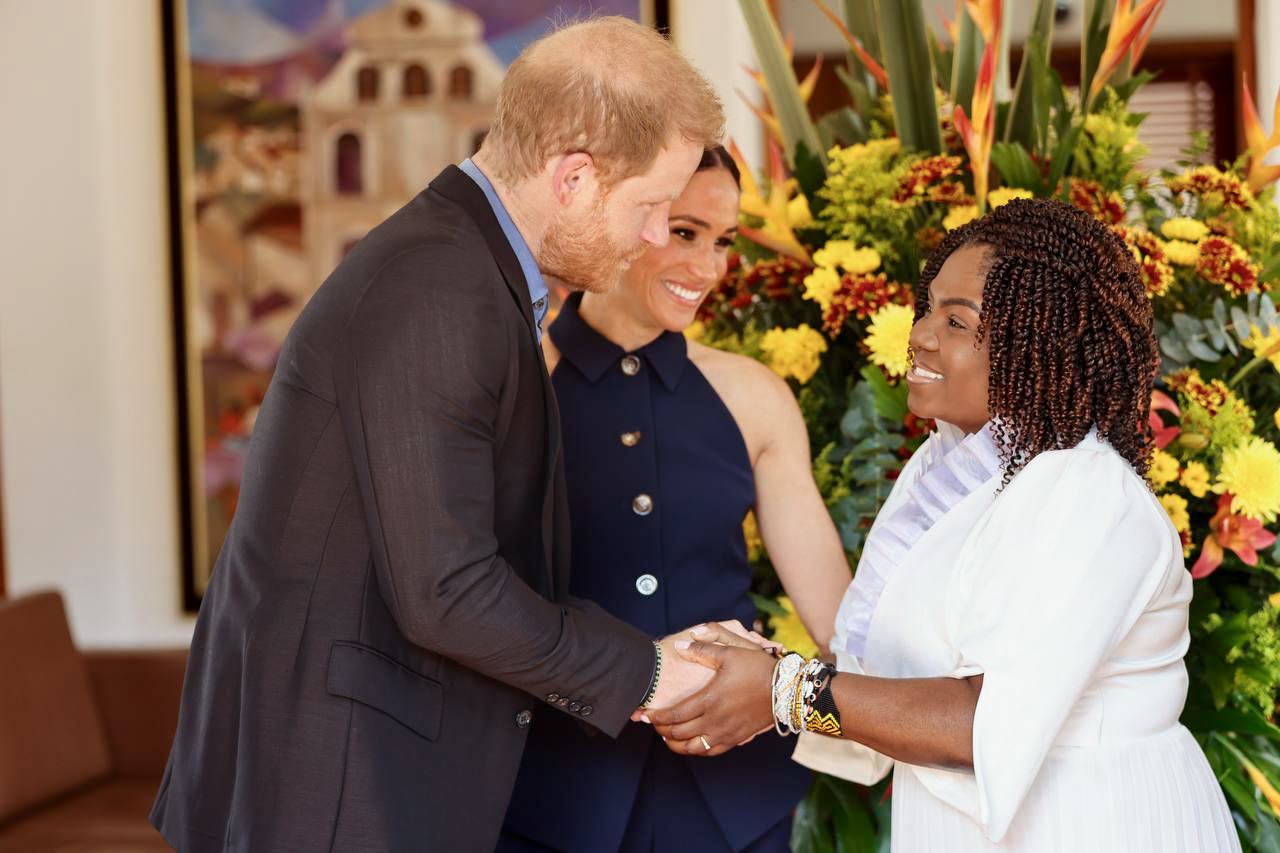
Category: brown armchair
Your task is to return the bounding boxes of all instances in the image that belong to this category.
[0,591,186,851]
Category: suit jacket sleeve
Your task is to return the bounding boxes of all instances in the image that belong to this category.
[333,247,653,736]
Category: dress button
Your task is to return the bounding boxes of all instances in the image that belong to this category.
[581,705,593,717]
[620,355,641,376]
[632,494,653,516]
[545,692,560,703]
[515,709,533,728]
[620,431,642,447]
[636,574,659,596]
[569,701,582,713]
[557,697,569,707]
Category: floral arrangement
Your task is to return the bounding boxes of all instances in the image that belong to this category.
[708,0,1280,847]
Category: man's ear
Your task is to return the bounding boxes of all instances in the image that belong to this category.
[550,152,596,206]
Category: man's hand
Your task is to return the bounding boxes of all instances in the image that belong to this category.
[647,625,777,756]
[640,620,774,716]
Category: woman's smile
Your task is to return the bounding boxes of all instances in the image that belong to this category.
[662,279,706,306]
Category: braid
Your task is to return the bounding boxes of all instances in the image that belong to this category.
[915,198,1156,487]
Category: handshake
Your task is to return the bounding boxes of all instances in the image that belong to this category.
[631,621,787,757]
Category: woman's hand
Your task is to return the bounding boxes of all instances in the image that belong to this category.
[646,624,776,756]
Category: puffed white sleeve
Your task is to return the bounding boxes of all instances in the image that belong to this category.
[906,445,1179,843]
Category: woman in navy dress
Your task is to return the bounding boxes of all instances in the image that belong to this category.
[499,148,854,852]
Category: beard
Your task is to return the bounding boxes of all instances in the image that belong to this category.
[539,197,647,294]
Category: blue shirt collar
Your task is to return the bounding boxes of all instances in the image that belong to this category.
[458,158,549,340]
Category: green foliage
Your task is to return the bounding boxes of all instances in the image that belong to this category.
[737,0,826,167]
[876,0,942,154]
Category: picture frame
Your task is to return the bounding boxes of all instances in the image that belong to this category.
[162,0,666,610]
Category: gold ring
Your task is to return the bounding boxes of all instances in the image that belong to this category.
[699,735,712,751]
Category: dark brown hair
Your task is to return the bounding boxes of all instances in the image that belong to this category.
[916,197,1157,485]
[698,145,741,188]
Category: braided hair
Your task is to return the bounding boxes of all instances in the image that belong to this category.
[915,197,1156,486]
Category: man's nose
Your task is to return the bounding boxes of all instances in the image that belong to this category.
[640,203,672,247]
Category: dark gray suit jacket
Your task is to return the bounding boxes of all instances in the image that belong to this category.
[151,166,654,853]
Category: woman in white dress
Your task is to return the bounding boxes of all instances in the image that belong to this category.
[649,198,1240,851]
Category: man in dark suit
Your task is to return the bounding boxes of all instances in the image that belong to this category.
[151,17,727,852]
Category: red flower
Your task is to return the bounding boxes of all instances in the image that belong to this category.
[1191,494,1279,579]
[1149,389,1181,449]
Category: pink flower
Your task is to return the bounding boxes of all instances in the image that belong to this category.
[1191,494,1279,579]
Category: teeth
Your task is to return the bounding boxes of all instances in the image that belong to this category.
[664,280,701,302]
[909,365,944,381]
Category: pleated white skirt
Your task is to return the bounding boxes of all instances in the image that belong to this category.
[889,725,1240,852]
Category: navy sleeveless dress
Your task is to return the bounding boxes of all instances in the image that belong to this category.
[500,294,812,852]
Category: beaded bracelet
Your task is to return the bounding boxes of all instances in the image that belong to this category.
[640,640,662,708]
[770,652,804,736]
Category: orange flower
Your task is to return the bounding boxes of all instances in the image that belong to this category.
[823,274,910,335]
[1088,0,1166,105]
[1241,77,1280,192]
[1167,166,1254,211]
[1196,236,1262,296]
[895,155,964,202]
[1112,225,1173,297]
[1069,178,1127,225]
[953,0,1002,208]
[1191,494,1278,578]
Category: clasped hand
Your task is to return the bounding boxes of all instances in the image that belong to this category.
[636,622,782,757]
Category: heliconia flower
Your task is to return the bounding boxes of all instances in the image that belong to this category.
[1088,0,1167,104]
[954,1,1001,208]
[730,139,812,263]
[1191,494,1279,579]
[1149,389,1181,449]
[1241,76,1280,191]
[740,34,824,147]
[809,0,889,89]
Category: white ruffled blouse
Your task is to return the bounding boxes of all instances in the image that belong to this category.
[794,426,1239,852]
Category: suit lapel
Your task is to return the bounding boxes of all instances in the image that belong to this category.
[429,166,562,597]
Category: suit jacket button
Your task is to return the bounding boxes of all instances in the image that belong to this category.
[620,355,641,376]
[636,574,658,596]
[581,705,593,717]
[569,701,582,712]
[632,494,653,516]
[546,693,560,703]
[620,431,641,447]
[516,710,533,728]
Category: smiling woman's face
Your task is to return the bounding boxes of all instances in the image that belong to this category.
[906,244,992,434]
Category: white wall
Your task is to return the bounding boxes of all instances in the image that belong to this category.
[0,0,194,647]
[1260,0,1280,153]
[672,0,764,175]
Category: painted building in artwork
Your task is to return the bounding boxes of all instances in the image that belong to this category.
[299,0,504,283]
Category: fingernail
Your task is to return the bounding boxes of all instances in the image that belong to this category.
[639,714,650,724]
[691,626,707,636]
[675,639,691,650]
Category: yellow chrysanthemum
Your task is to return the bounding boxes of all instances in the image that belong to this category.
[769,596,819,659]
[987,187,1034,209]
[1180,461,1212,498]
[812,240,855,270]
[864,303,915,378]
[1160,493,1191,534]
[1275,407,1280,432]
[683,320,706,342]
[944,204,979,231]
[1215,436,1280,522]
[742,510,763,561]
[802,266,842,313]
[761,324,828,384]
[1161,217,1210,243]
[1243,324,1280,373]
[1149,449,1181,489]
[1163,239,1201,267]
[842,247,882,276]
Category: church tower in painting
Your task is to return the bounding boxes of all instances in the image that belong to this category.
[300,0,503,284]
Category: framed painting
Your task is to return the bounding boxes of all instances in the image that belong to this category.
[162,0,666,610]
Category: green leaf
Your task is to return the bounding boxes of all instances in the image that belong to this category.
[928,27,952,94]
[1159,332,1192,364]
[1259,254,1280,285]
[991,141,1044,193]
[835,65,876,118]
[738,0,828,167]
[1112,69,1158,103]
[1172,312,1204,340]
[1003,0,1055,149]
[1046,125,1083,197]
[859,365,909,421]
[1186,338,1221,362]
[878,0,943,154]
[749,591,788,617]
[842,0,883,67]
[1080,0,1114,112]
[949,9,983,116]
[1232,306,1254,343]
[819,775,878,851]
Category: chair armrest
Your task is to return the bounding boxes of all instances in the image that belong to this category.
[81,649,187,778]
